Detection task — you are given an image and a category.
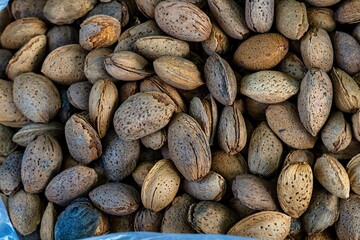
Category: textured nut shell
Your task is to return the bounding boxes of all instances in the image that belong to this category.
[141,129,166,150]
[245,0,274,33]
[113,92,175,140]
[65,114,102,164]
[154,1,211,42]
[0,151,22,195]
[45,166,98,206]
[201,23,229,56]
[232,174,277,211]
[11,0,47,20]
[13,72,61,123]
[119,82,139,104]
[43,0,97,25]
[297,68,333,137]
[204,53,237,106]
[266,101,317,149]
[234,33,288,71]
[335,194,360,239]
[21,135,63,193]
[135,0,162,19]
[0,125,16,158]
[168,113,212,181]
[101,130,140,181]
[248,121,283,177]
[321,111,352,153]
[67,81,92,111]
[305,0,340,7]
[140,75,187,113]
[275,0,309,40]
[307,7,336,32]
[162,194,196,233]
[314,154,350,199]
[211,151,248,182]
[89,79,119,138]
[283,149,314,168]
[141,159,181,212]
[132,161,154,187]
[300,28,334,72]
[9,190,42,236]
[278,52,307,81]
[115,20,163,52]
[217,105,247,155]
[352,110,360,142]
[134,208,164,232]
[0,17,47,50]
[277,162,313,218]
[84,48,115,84]
[330,67,360,113]
[332,31,360,75]
[47,26,79,52]
[188,201,239,234]
[301,188,339,234]
[347,154,360,195]
[335,0,360,24]
[90,182,140,215]
[80,15,121,51]
[41,44,88,85]
[40,202,57,240]
[240,70,299,104]
[208,0,250,40]
[134,36,190,61]
[306,231,334,240]
[0,80,28,128]
[182,171,226,201]
[12,122,63,147]
[104,51,153,81]
[227,211,291,239]
[6,35,47,81]
[154,56,204,90]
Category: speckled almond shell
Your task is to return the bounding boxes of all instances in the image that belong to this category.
[0,80,28,128]
[134,36,190,61]
[234,33,288,71]
[13,72,61,123]
[335,0,360,24]
[41,44,88,85]
[335,194,360,239]
[248,121,283,177]
[67,81,92,111]
[266,101,317,149]
[140,129,166,150]
[65,113,102,164]
[132,161,154,187]
[204,53,237,106]
[79,14,121,51]
[245,0,274,33]
[278,52,307,81]
[21,134,63,193]
[101,130,139,182]
[283,149,314,168]
[154,1,211,42]
[297,68,333,137]
[8,190,42,236]
[6,35,47,81]
[43,0,97,25]
[113,91,175,141]
[182,171,226,201]
[208,0,250,40]
[0,17,47,50]
[47,25,79,52]
[168,113,212,181]
[154,56,204,90]
[0,151,22,196]
[211,151,248,182]
[232,174,277,211]
[314,154,350,199]
[300,28,333,72]
[141,159,181,212]
[89,182,140,216]
[217,105,247,155]
[201,23,229,56]
[275,0,309,40]
[45,166,98,206]
[301,188,339,235]
[188,201,239,234]
[227,211,291,239]
[277,162,313,218]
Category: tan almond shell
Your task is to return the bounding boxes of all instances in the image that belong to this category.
[211,151,248,182]
[346,154,360,195]
[40,202,57,240]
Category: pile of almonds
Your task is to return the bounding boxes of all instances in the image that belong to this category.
[0,0,360,239]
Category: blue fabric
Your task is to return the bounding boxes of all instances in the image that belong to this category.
[0,0,9,11]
